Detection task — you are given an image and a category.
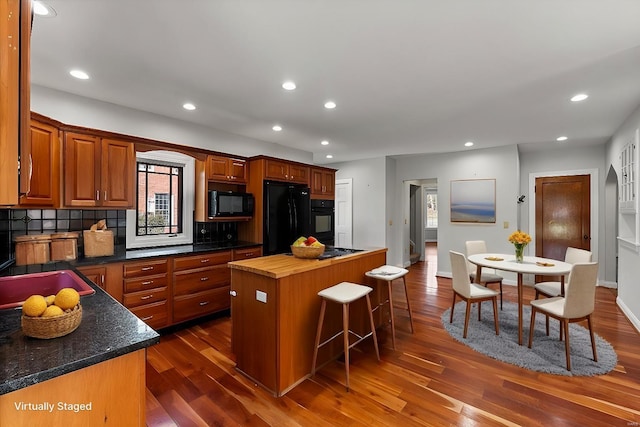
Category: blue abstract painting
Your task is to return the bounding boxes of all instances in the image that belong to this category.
[450,179,496,223]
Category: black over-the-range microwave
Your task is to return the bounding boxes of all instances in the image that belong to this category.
[208,191,254,218]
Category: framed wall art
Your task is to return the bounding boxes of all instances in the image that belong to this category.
[450,179,496,223]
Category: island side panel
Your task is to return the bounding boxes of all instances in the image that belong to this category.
[277,250,387,394]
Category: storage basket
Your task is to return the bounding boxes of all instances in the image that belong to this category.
[291,244,325,259]
[21,305,82,339]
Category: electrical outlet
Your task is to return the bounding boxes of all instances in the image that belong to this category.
[256,290,267,303]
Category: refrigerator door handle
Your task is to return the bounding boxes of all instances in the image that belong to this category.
[291,197,298,230]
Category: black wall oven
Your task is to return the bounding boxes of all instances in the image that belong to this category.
[310,199,335,246]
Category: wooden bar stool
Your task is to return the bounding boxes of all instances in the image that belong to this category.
[365,265,414,350]
[311,281,381,391]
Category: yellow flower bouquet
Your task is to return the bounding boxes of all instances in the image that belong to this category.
[508,230,531,262]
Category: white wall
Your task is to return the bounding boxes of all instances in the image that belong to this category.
[605,102,640,332]
[330,157,387,250]
[31,85,312,164]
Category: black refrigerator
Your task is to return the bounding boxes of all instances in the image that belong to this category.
[263,180,311,255]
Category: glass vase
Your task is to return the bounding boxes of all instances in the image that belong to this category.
[514,244,524,263]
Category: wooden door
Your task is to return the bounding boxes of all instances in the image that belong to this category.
[63,132,101,207]
[18,119,60,207]
[535,174,590,263]
[228,158,247,182]
[101,139,135,208]
[288,163,309,184]
[207,155,229,181]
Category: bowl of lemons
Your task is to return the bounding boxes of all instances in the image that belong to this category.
[21,288,82,339]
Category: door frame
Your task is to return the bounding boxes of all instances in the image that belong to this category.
[528,168,599,262]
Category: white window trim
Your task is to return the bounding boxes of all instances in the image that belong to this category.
[126,150,194,249]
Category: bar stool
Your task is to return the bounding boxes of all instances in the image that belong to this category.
[365,265,414,350]
[311,282,381,391]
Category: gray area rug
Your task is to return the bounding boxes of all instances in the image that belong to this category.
[441,301,617,376]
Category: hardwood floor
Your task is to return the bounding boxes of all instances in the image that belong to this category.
[145,243,640,426]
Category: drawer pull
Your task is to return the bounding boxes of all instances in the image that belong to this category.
[200,277,209,282]
[141,266,154,271]
[200,259,210,263]
[199,301,210,306]
[142,280,154,285]
[245,253,253,257]
[141,315,154,321]
[140,294,153,300]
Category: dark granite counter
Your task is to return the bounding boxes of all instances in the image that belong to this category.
[0,265,159,395]
[0,241,261,395]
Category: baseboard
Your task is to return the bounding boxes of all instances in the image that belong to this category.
[616,297,640,334]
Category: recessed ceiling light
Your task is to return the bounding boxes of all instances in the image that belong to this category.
[321,140,329,146]
[272,125,282,131]
[33,1,56,17]
[556,136,568,142]
[69,69,89,80]
[324,101,336,109]
[326,154,333,159]
[464,141,474,147]
[570,93,588,102]
[182,103,196,111]
[282,81,296,91]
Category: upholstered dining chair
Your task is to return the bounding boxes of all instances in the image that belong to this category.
[528,262,599,371]
[534,247,592,299]
[449,251,500,339]
[465,240,504,309]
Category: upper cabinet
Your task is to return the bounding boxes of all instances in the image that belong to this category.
[0,0,31,206]
[264,158,309,184]
[207,155,247,183]
[18,115,61,207]
[310,167,335,199]
[63,132,135,208]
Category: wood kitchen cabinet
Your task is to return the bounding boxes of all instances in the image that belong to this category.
[207,154,247,183]
[63,132,135,208]
[76,263,124,303]
[172,251,232,323]
[18,115,61,207]
[122,259,170,329]
[232,246,262,260]
[264,158,309,184]
[310,167,336,199]
[0,0,30,206]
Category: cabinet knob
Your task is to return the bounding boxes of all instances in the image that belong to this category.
[230,290,237,297]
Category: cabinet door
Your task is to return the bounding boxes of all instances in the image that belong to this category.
[18,119,60,207]
[310,169,324,195]
[322,170,335,197]
[264,159,289,181]
[228,158,247,183]
[288,164,309,184]
[76,266,106,290]
[206,155,229,181]
[101,139,135,208]
[63,132,101,207]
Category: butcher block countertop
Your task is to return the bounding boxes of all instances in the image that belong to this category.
[227,248,387,279]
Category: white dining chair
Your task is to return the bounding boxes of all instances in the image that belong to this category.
[528,262,599,371]
[465,240,503,309]
[449,251,500,339]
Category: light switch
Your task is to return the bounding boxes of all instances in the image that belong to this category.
[256,290,267,303]
[503,221,509,229]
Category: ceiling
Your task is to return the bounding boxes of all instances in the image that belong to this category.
[30,0,640,165]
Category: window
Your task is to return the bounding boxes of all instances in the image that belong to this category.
[425,192,438,228]
[127,151,194,248]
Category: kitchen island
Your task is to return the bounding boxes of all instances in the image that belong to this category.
[0,263,159,426]
[228,248,387,396]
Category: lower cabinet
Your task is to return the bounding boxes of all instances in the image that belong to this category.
[76,263,123,303]
[122,259,169,330]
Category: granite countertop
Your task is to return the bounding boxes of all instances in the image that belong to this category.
[0,263,160,395]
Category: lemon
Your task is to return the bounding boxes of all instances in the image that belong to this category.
[22,295,47,317]
[44,295,56,306]
[41,305,64,317]
[54,288,80,310]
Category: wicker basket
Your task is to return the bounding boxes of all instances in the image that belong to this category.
[291,244,325,259]
[21,305,82,339]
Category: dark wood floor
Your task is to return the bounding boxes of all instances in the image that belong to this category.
[145,244,640,426]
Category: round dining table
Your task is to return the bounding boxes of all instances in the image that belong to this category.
[467,253,573,345]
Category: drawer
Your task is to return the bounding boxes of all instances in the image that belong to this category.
[129,300,168,329]
[173,286,230,323]
[173,265,230,296]
[233,246,262,260]
[124,273,168,293]
[123,287,168,308]
[173,251,232,271]
[124,259,168,278]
